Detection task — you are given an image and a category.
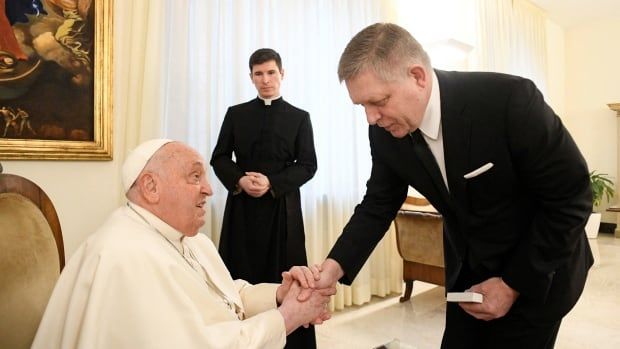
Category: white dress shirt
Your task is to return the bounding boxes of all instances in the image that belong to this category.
[418,71,449,191]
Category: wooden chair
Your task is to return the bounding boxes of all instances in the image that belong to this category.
[394,196,445,302]
[0,170,64,349]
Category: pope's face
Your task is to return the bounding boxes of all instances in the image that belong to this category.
[158,144,212,236]
[250,60,283,99]
[345,66,431,139]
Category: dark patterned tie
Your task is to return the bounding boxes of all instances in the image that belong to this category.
[410,130,448,197]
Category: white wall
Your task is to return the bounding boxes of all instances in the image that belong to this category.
[544,20,565,117]
[564,18,620,222]
[2,153,122,257]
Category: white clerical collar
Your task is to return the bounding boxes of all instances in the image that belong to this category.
[257,95,281,106]
[127,202,185,250]
[418,71,441,140]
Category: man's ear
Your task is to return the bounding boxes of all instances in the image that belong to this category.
[137,173,159,203]
[280,68,285,80]
[408,65,428,88]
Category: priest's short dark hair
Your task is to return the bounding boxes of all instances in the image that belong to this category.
[249,48,282,72]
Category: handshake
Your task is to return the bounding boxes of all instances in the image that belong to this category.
[274,259,344,335]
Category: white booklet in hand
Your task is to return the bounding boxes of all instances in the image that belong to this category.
[446,292,483,303]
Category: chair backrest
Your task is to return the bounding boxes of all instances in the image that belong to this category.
[0,172,64,349]
[394,196,444,267]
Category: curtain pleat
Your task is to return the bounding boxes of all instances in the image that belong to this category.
[474,0,548,92]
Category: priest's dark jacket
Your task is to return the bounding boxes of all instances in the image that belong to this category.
[327,70,594,340]
[211,97,317,348]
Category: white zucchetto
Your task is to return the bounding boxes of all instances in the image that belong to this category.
[122,139,173,192]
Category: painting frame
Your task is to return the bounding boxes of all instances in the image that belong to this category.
[0,0,113,160]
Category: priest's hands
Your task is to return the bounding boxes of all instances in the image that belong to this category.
[457,277,520,321]
[238,172,270,197]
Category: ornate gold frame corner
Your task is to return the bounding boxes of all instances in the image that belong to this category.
[0,0,113,160]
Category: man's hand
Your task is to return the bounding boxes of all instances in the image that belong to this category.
[318,259,344,287]
[245,172,270,187]
[276,265,322,304]
[458,277,520,321]
[295,258,343,302]
[277,264,337,327]
[237,172,270,197]
[277,282,331,335]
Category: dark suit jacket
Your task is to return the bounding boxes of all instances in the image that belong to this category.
[327,70,593,322]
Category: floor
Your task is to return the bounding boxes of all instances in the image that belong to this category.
[316,234,620,349]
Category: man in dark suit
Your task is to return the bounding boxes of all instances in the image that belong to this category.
[315,23,593,348]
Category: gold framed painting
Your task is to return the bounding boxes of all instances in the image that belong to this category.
[0,0,112,160]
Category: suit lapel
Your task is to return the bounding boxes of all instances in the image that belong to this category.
[410,130,451,205]
[434,70,470,265]
[436,70,470,212]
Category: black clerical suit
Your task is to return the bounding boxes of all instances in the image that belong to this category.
[211,97,317,348]
[327,70,593,348]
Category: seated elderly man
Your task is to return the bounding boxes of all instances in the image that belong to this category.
[32,139,332,349]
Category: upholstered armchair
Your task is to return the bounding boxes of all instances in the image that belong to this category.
[0,169,64,349]
[394,196,445,302]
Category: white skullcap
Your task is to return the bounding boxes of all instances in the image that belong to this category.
[122,138,174,192]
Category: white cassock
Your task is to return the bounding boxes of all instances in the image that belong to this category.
[32,203,286,349]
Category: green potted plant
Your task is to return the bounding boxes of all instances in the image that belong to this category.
[585,171,615,238]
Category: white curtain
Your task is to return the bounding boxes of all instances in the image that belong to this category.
[473,0,549,92]
[129,0,404,310]
[114,0,171,203]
